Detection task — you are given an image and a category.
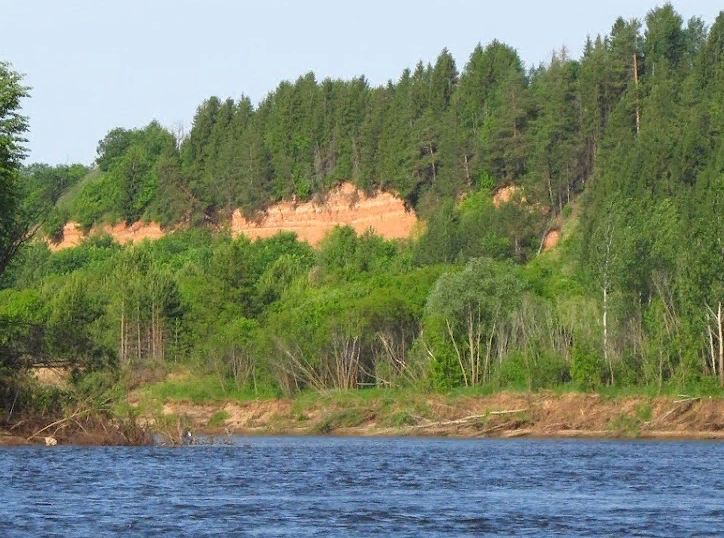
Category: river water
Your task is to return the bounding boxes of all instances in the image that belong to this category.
[1,436,723,537]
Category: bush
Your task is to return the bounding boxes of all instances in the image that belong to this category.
[382,411,418,427]
[313,408,365,434]
[477,170,496,191]
[570,341,606,390]
[208,410,230,428]
[532,351,570,389]
[72,370,123,407]
[43,208,68,240]
[608,411,641,438]
[498,352,528,388]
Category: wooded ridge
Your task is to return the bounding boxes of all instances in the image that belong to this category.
[0,4,723,434]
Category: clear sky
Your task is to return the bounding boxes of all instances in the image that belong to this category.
[2,0,721,165]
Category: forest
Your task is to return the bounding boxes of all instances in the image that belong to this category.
[0,3,723,419]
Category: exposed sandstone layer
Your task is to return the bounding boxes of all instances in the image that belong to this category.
[543,229,560,250]
[231,183,417,245]
[49,221,166,251]
[49,183,417,250]
[492,185,520,206]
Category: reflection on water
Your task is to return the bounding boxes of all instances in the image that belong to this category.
[2,436,723,537]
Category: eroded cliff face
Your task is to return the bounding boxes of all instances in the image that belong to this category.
[49,221,166,251]
[47,183,563,252]
[49,183,418,250]
[492,185,561,251]
[231,183,417,245]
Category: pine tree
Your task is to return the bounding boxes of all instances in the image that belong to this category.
[528,49,583,212]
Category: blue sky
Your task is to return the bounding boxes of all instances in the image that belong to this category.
[2,0,721,165]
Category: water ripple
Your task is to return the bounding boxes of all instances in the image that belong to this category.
[1,437,723,536]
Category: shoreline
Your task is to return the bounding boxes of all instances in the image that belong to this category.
[189,426,724,442]
[4,390,724,446]
[5,426,724,447]
[158,390,724,442]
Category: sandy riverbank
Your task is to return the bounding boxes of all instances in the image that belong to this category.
[4,390,723,446]
[152,391,724,441]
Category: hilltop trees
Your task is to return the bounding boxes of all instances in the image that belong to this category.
[55,39,564,229]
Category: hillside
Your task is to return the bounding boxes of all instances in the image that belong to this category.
[49,183,418,250]
[2,4,724,441]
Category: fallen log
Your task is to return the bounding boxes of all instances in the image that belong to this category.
[406,409,528,430]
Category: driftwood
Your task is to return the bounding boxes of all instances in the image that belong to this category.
[407,409,528,430]
[672,396,701,404]
[646,398,700,427]
[27,410,90,441]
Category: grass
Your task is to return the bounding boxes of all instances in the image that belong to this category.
[55,168,102,209]
[595,380,724,402]
[127,365,724,439]
[291,386,429,414]
[136,362,724,410]
[608,411,642,439]
[635,403,653,422]
[139,374,279,404]
[447,383,505,399]
[381,411,419,428]
[207,410,230,428]
[605,402,656,439]
[312,409,366,434]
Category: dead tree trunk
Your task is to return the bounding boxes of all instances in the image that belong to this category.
[463,154,471,187]
[705,303,723,387]
[136,303,141,362]
[429,142,436,183]
[600,224,616,385]
[719,302,723,389]
[120,300,126,363]
[633,54,640,135]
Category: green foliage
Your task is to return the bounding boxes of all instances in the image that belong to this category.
[70,172,120,231]
[382,410,418,427]
[207,410,230,427]
[43,207,68,239]
[72,369,123,406]
[318,226,399,276]
[0,62,31,282]
[5,4,724,408]
[423,257,524,387]
[570,341,606,391]
[477,171,496,191]
[635,403,653,422]
[143,374,278,404]
[608,411,641,438]
[498,352,529,388]
[313,408,365,434]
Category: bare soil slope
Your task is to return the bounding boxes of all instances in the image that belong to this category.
[49,183,417,250]
[231,183,417,245]
[153,391,724,440]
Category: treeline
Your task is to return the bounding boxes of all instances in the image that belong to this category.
[1,4,724,406]
[52,5,712,231]
[0,225,600,396]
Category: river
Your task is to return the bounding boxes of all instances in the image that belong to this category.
[1,436,723,536]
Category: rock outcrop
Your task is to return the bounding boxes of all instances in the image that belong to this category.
[49,183,418,250]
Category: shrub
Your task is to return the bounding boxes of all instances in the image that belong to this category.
[498,352,528,388]
[570,341,606,391]
[382,411,418,427]
[208,410,230,428]
[313,409,365,434]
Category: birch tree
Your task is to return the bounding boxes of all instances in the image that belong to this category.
[424,258,522,386]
